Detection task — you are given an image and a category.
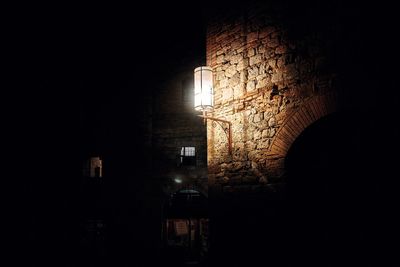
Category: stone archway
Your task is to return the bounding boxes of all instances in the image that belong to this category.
[281,109,367,264]
[266,92,339,178]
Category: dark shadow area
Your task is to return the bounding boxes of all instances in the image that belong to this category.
[208,110,399,267]
[208,188,287,266]
[162,188,209,266]
[283,111,400,266]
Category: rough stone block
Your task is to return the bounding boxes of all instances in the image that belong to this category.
[225,65,237,78]
[249,54,262,66]
[237,58,249,71]
[246,80,256,92]
[256,78,268,89]
[216,54,225,64]
[248,66,259,79]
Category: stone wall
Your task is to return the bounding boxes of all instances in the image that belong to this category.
[206,2,340,191]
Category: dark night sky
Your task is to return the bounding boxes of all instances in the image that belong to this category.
[6,2,208,162]
[29,3,205,100]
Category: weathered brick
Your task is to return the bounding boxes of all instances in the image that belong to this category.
[275,45,286,54]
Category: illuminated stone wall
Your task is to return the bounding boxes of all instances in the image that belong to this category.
[206,2,339,191]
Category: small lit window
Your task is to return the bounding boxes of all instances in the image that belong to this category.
[180,147,196,166]
[83,157,103,178]
[181,147,195,157]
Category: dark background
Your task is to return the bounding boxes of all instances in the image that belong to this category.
[5,0,399,266]
[6,2,207,266]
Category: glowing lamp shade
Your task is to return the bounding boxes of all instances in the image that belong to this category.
[194,66,214,112]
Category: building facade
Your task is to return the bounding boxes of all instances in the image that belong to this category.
[203,1,399,265]
[152,60,208,195]
[206,1,343,191]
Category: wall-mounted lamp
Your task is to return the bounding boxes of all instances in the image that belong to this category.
[194,66,232,155]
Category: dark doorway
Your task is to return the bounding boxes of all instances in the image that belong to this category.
[162,187,209,266]
[284,111,398,265]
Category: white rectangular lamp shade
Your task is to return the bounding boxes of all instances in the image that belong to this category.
[194,66,214,112]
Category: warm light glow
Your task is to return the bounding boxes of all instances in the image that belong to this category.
[194,66,214,112]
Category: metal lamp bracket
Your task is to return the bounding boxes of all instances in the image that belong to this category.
[198,111,232,155]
